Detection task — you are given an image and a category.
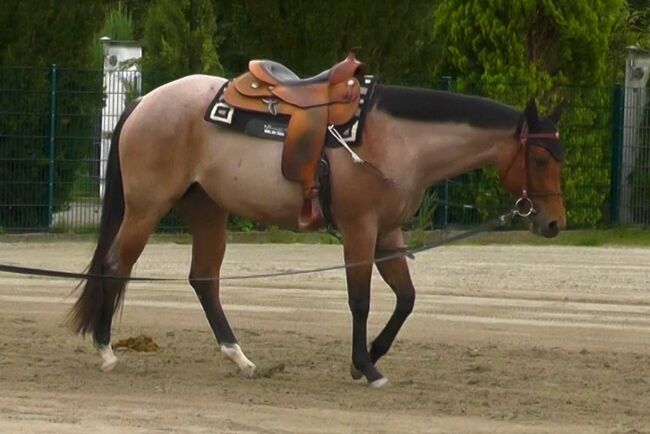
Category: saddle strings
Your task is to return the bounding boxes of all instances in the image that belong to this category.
[327,125,364,164]
[327,125,396,186]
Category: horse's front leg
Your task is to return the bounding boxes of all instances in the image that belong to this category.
[350,229,415,381]
[341,222,388,388]
[371,229,415,364]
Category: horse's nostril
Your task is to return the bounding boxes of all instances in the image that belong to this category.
[543,220,560,238]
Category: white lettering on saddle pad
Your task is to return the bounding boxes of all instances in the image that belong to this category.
[264,124,286,138]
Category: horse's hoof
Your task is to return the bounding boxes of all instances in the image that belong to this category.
[350,364,363,380]
[368,377,389,389]
[240,362,257,378]
[221,343,256,377]
[101,357,118,372]
[98,345,118,372]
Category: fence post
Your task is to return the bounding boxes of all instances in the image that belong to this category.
[48,64,57,228]
[434,76,453,228]
[609,84,624,226]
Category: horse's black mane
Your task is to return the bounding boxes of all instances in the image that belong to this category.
[373,84,521,129]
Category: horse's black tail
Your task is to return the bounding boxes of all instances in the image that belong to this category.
[68,97,142,336]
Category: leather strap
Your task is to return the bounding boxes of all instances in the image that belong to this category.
[503,120,563,200]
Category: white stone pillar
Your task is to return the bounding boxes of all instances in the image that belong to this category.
[100,37,142,198]
[620,46,650,223]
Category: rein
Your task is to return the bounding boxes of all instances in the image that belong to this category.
[0,210,518,283]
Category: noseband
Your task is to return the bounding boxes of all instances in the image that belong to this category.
[506,120,563,217]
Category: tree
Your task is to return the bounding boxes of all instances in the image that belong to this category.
[434,0,623,91]
[89,2,136,68]
[0,0,105,67]
[142,0,223,80]
[0,0,108,229]
[433,0,626,227]
[219,0,438,79]
[627,0,650,41]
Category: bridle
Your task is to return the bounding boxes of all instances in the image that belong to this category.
[504,119,563,217]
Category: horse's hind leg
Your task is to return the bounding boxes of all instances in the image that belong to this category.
[176,185,256,377]
[94,207,167,371]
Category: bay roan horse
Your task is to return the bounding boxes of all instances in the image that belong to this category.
[68,74,565,388]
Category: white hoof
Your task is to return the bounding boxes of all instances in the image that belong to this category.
[369,377,389,389]
[239,362,257,378]
[98,344,118,372]
[221,343,256,377]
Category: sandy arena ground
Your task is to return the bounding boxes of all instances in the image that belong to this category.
[0,240,649,433]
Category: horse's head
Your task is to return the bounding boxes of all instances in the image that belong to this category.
[497,100,566,238]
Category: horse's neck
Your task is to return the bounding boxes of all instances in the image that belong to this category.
[363,111,515,191]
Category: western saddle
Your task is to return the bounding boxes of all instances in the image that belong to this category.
[223,52,365,230]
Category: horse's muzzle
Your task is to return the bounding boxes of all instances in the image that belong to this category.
[530,218,561,238]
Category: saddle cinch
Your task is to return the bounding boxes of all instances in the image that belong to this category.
[223,52,365,230]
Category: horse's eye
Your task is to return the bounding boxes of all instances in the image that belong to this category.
[533,157,548,169]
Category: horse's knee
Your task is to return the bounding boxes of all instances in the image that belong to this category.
[189,276,202,292]
[396,292,415,317]
[348,297,370,318]
[189,274,215,297]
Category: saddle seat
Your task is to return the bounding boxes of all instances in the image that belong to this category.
[222,52,365,231]
[226,51,364,116]
[247,60,330,86]
[249,53,362,87]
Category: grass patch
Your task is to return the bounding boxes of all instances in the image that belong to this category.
[1,228,650,248]
[151,228,341,245]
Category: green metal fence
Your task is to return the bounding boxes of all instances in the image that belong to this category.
[0,65,178,232]
[0,65,643,232]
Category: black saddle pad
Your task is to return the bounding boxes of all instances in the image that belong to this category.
[203,76,377,148]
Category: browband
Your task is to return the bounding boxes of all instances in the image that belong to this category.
[520,121,564,162]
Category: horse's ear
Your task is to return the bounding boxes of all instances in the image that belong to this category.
[524,99,539,127]
[549,101,567,124]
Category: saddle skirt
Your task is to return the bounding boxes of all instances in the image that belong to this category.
[204,74,376,149]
